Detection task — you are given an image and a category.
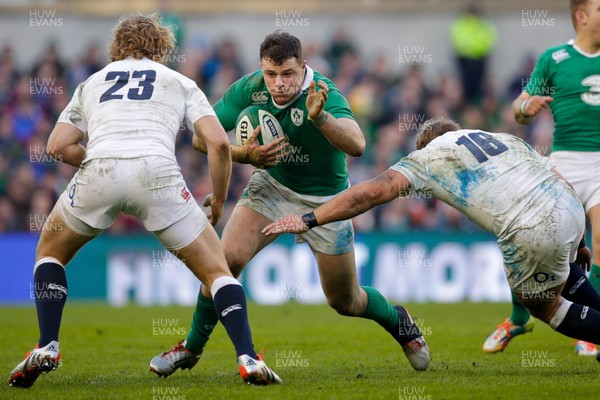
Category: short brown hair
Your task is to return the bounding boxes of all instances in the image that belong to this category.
[570,0,590,29]
[416,117,461,150]
[109,13,175,63]
[259,31,303,65]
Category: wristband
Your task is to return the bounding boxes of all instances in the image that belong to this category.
[301,212,319,229]
[519,100,532,118]
[579,234,587,249]
[311,111,328,127]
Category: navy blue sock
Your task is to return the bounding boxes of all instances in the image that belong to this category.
[212,283,256,358]
[562,263,600,309]
[386,305,421,345]
[34,262,68,346]
[554,302,600,344]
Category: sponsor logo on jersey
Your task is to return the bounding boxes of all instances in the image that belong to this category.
[581,75,600,106]
[291,108,304,126]
[221,304,242,317]
[251,91,268,104]
[181,186,191,202]
[551,49,570,63]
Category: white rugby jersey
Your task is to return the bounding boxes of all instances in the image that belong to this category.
[390,130,569,237]
[57,57,215,162]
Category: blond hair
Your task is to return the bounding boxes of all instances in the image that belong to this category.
[108,13,175,63]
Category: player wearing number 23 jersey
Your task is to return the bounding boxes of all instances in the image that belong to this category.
[56,56,214,232]
[7,14,281,389]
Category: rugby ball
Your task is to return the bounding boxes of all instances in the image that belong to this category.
[234,105,284,146]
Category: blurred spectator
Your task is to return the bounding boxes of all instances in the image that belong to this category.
[32,43,66,81]
[5,76,45,145]
[68,43,104,90]
[200,38,244,99]
[0,44,18,108]
[304,41,331,77]
[507,53,536,102]
[157,0,185,47]
[327,26,357,73]
[450,4,496,105]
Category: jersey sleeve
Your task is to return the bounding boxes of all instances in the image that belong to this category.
[184,84,216,134]
[213,79,249,131]
[388,150,429,195]
[57,83,88,134]
[323,81,355,120]
[524,51,550,96]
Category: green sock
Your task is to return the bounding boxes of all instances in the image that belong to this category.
[509,292,531,326]
[185,288,219,355]
[588,264,600,291]
[358,286,399,330]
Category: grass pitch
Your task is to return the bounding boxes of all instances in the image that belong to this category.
[0,302,597,400]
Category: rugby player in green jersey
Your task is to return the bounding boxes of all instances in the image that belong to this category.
[149,31,430,377]
[484,0,600,356]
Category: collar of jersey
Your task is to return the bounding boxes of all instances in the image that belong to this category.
[568,39,600,58]
[270,65,314,109]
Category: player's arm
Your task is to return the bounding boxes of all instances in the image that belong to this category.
[262,170,409,235]
[513,54,553,125]
[307,80,365,157]
[47,123,86,167]
[198,77,288,168]
[513,92,553,125]
[194,115,231,225]
[192,125,287,168]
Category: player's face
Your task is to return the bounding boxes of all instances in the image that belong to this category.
[261,57,305,105]
[580,0,600,46]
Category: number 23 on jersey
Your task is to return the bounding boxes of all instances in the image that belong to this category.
[99,69,156,103]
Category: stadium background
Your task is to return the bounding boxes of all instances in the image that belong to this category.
[0,0,574,306]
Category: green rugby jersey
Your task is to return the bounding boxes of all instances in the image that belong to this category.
[214,67,355,196]
[525,42,600,152]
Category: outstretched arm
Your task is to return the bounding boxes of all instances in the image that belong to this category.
[262,170,411,235]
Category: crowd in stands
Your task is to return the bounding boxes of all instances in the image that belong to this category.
[0,26,554,234]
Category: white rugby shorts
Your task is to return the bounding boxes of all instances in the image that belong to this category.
[57,156,208,250]
[499,188,585,294]
[550,151,600,213]
[236,170,354,255]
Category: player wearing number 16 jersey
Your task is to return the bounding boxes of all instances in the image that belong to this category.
[484,0,600,356]
[8,13,280,388]
[262,117,600,354]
